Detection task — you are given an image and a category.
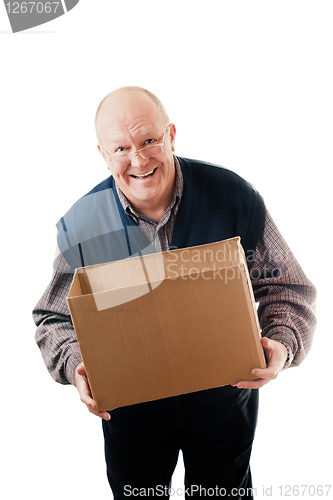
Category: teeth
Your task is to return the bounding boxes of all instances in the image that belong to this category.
[132,168,155,178]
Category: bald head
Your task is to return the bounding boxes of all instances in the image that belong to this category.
[95,86,169,144]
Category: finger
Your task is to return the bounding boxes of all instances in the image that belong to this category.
[78,385,106,414]
[86,404,111,421]
[76,381,110,419]
[76,375,93,400]
[80,392,110,420]
[251,367,276,379]
[261,336,272,349]
[76,362,87,378]
[232,378,270,389]
[79,390,96,408]
[75,364,111,420]
[232,366,277,388]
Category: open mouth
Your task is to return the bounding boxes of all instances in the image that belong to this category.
[130,167,157,179]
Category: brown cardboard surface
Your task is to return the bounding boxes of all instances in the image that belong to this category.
[67,237,266,411]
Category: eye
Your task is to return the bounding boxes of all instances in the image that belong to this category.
[115,146,128,154]
[145,138,156,145]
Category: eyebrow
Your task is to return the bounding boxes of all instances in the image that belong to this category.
[141,130,155,136]
[109,129,158,146]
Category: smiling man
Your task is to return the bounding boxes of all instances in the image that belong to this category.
[33,86,316,499]
[96,88,176,222]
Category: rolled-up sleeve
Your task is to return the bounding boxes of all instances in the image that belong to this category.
[33,250,82,386]
[248,210,317,367]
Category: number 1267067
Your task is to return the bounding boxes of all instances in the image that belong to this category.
[5,2,60,14]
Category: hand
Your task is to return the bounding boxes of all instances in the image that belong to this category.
[232,337,288,389]
[74,362,111,420]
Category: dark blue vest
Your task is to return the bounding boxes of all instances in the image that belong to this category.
[56,157,265,271]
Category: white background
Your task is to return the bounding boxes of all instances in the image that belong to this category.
[1,1,332,498]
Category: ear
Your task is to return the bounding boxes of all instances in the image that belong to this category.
[97,144,111,170]
[168,123,176,152]
[97,143,104,158]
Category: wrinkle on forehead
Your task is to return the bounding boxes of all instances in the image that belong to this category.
[96,90,165,144]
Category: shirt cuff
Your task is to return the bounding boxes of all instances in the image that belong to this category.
[277,341,293,369]
[263,327,295,369]
[66,352,83,386]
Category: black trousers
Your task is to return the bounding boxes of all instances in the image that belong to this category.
[102,386,259,499]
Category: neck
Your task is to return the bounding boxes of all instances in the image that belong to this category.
[131,190,174,222]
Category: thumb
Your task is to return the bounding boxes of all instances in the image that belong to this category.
[76,362,88,382]
[261,337,272,350]
[76,363,86,375]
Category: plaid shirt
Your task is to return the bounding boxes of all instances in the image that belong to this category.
[33,159,316,385]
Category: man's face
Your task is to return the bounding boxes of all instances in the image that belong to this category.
[97,91,176,216]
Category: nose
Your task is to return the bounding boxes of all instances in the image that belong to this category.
[131,151,150,167]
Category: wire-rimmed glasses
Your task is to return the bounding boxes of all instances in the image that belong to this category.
[101,126,169,165]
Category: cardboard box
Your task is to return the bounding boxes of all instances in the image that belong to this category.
[67,237,266,411]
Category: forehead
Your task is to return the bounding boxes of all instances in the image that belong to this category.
[97,91,164,144]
